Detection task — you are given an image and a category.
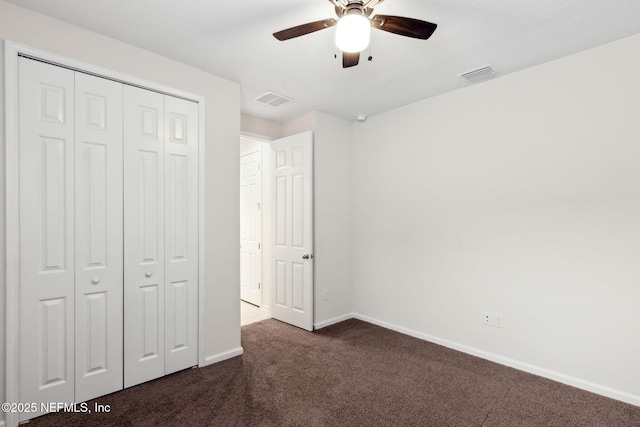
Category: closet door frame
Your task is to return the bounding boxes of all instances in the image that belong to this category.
[4,41,207,427]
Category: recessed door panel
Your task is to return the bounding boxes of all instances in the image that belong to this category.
[85,94,106,130]
[84,292,108,374]
[292,173,304,249]
[169,113,188,144]
[141,108,158,139]
[41,297,68,387]
[275,260,287,307]
[275,175,287,247]
[83,142,107,266]
[140,151,161,263]
[40,84,66,123]
[141,284,161,359]
[275,149,286,169]
[250,253,258,292]
[166,281,189,354]
[292,263,305,312]
[41,136,67,272]
[167,154,188,261]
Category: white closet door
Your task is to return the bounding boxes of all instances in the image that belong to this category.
[164,96,199,374]
[74,73,124,401]
[18,58,75,419]
[123,86,166,387]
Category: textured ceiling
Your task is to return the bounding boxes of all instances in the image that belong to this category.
[7,0,640,122]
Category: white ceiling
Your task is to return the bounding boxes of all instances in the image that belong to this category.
[7,0,640,122]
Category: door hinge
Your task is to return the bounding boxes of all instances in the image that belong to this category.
[258,282,261,289]
[258,243,261,250]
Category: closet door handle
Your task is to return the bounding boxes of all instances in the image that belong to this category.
[145,271,153,278]
[91,277,101,285]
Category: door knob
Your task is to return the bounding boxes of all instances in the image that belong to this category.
[302,254,313,260]
[91,277,101,285]
[145,271,153,278]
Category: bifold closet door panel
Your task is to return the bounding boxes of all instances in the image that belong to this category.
[74,72,124,402]
[164,96,199,374]
[18,58,76,418]
[123,86,166,388]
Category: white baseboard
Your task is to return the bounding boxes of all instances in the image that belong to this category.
[201,346,244,367]
[353,313,640,407]
[314,312,355,330]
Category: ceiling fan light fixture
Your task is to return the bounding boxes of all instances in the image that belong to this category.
[335,13,370,53]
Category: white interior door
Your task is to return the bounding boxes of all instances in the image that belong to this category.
[240,150,262,306]
[74,72,124,402]
[163,95,199,375]
[18,57,76,420]
[270,131,314,331]
[123,86,166,387]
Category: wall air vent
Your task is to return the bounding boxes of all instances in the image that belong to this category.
[254,91,293,107]
[458,65,497,83]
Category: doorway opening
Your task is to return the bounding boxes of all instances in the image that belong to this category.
[240,136,271,325]
[239,131,315,331]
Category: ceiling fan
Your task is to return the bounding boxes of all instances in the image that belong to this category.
[273,0,437,68]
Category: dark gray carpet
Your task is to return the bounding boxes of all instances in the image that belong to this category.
[28,318,640,426]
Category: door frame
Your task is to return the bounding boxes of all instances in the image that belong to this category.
[3,41,207,427]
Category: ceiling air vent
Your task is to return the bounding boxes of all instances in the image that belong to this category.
[458,65,497,83]
[254,91,293,107]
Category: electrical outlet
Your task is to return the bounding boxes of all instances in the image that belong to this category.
[483,312,492,325]
[495,314,504,328]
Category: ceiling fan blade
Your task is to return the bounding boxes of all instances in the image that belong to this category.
[273,18,337,41]
[371,15,437,40]
[343,51,360,68]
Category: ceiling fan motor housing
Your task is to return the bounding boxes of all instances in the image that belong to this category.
[332,0,382,15]
[339,1,374,19]
[345,1,365,13]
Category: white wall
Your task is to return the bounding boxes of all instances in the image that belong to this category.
[311,113,354,325]
[241,113,283,140]
[352,32,640,404]
[0,2,241,421]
